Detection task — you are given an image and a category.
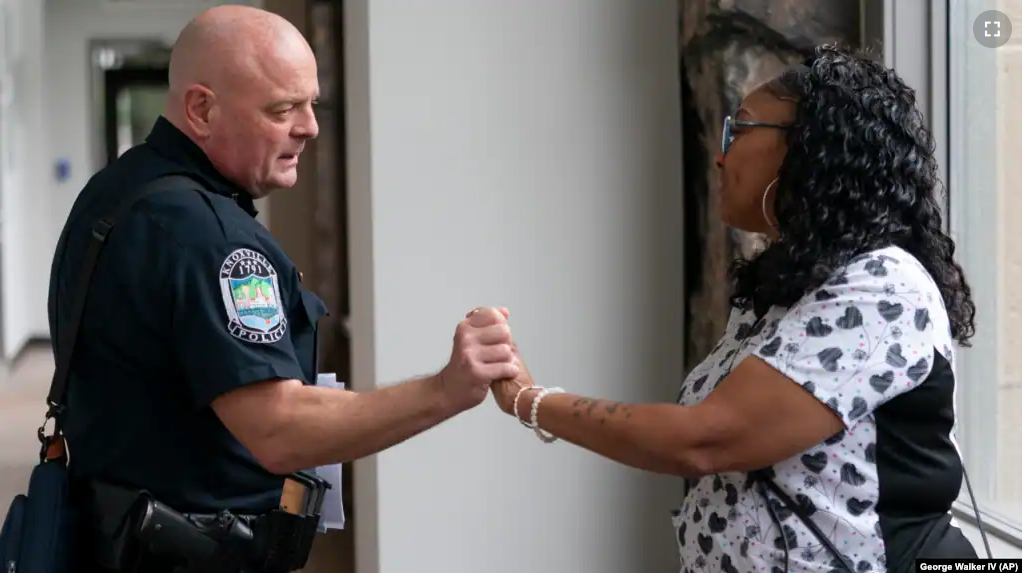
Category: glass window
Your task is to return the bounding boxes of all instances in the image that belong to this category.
[948,0,1021,530]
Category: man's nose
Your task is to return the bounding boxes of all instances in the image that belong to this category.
[714,151,725,168]
[294,108,319,140]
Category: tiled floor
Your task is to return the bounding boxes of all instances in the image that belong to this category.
[0,346,56,514]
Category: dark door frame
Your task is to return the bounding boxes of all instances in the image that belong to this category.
[103,67,168,165]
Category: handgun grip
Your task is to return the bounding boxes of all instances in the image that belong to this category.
[133,498,219,562]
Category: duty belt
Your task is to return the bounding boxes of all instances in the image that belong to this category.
[82,471,331,573]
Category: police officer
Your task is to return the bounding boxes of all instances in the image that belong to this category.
[47,5,520,570]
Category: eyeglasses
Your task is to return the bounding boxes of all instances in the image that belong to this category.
[721,115,791,155]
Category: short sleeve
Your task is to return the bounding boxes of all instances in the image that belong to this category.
[169,239,305,408]
[754,252,940,427]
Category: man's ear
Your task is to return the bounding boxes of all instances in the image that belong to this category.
[183,85,215,138]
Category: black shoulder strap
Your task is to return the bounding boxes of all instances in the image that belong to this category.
[753,465,992,569]
[961,467,994,558]
[752,472,855,573]
[45,174,206,416]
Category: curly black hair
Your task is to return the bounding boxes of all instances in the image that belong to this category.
[728,44,977,346]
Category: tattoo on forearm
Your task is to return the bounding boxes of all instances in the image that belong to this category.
[572,397,593,418]
[571,397,632,423]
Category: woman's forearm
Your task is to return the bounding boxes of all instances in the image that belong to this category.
[503,357,850,479]
[513,391,714,478]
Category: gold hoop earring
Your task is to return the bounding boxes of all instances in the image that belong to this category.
[762,177,779,231]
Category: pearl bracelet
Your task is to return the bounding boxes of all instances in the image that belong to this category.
[512,385,535,429]
[529,386,565,443]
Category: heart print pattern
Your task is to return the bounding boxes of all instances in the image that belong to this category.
[672,246,955,573]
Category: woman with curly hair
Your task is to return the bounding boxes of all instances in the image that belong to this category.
[491,45,981,571]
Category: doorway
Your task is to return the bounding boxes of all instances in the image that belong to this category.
[103,67,168,165]
[89,39,172,170]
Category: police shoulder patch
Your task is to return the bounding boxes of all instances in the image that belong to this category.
[219,248,287,344]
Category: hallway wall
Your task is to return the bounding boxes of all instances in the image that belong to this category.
[14,0,261,354]
[0,0,47,360]
[345,1,685,571]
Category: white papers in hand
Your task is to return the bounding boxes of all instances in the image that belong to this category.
[312,373,346,531]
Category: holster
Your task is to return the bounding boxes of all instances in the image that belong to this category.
[79,472,329,573]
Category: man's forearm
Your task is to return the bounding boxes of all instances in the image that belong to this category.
[265,374,464,473]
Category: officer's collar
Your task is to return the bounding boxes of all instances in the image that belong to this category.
[144,116,259,218]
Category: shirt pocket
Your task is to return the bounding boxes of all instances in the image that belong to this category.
[299,289,329,327]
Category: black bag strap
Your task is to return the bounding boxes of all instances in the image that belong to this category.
[752,471,855,573]
[961,467,994,558]
[41,175,206,444]
[754,465,993,570]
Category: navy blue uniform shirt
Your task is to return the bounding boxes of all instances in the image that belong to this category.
[47,116,328,513]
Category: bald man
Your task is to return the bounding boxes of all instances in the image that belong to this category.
[46,6,518,571]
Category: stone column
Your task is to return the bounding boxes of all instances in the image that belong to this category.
[678,1,861,371]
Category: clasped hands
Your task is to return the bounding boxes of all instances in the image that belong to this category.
[438,306,536,419]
